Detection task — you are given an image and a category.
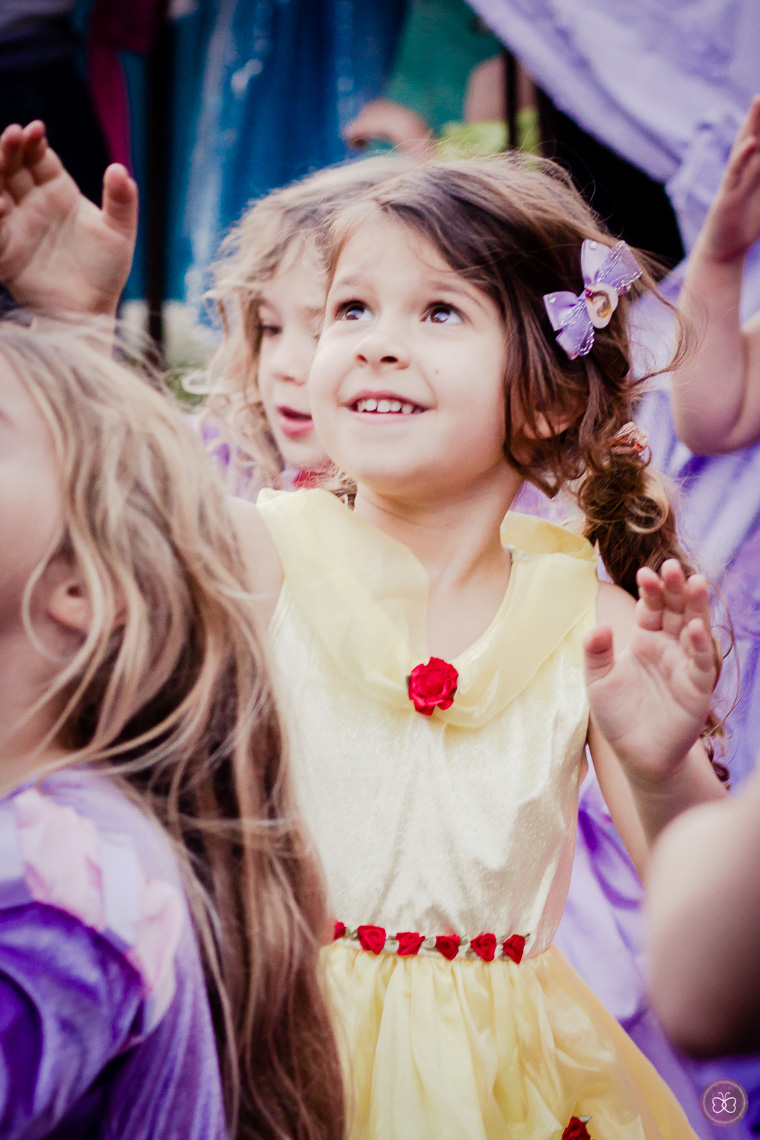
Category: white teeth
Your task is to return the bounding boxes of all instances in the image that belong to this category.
[355,397,421,414]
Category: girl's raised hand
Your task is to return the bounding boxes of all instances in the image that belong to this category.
[0,121,137,317]
[699,95,760,264]
[584,562,716,784]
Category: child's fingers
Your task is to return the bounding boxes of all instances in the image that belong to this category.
[583,625,615,686]
[636,561,703,640]
[0,123,24,173]
[0,125,36,203]
[683,618,718,693]
[0,126,26,179]
[731,95,760,154]
[740,95,760,146]
[102,165,139,242]
[660,559,689,638]
[682,577,718,694]
[635,566,664,631]
[0,121,61,200]
[725,135,760,191]
[683,573,711,630]
[22,121,64,187]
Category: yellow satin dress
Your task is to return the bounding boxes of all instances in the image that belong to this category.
[259,488,697,1140]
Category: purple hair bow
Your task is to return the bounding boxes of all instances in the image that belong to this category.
[543,240,642,360]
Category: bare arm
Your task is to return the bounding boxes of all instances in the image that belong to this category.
[586,566,726,877]
[0,121,137,317]
[647,765,760,1055]
[227,498,283,630]
[674,96,760,453]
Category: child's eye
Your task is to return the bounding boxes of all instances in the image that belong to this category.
[260,324,281,339]
[425,303,463,325]
[336,300,371,321]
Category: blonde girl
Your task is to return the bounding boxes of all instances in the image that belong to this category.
[0,317,343,1140]
[199,153,413,491]
[226,155,727,1140]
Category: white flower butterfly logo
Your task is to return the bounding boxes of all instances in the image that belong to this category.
[712,1091,737,1114]
[702,1079,747,1124]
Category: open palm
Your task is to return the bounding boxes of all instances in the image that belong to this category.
[0,121,137,316]
[585,562,716,782]
[701,95,760,263]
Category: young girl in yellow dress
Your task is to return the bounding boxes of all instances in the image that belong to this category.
[234,156,727,1140]
[0,126,727,1138]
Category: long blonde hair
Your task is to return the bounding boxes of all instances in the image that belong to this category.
[4,317,345,1139]
[202,155,413,490]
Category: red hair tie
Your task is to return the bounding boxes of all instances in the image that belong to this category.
[609,421,648,456]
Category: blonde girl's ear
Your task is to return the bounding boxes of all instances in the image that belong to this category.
[44,558,93,634]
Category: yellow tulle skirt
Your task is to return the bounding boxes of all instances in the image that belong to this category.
[324,942,697,1140]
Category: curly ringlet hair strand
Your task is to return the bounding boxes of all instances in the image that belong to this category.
[3,316,345,1139]
[320,154,728,778]
[200,154,415,492]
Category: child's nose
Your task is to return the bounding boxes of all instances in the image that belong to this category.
[272,335,313,384]
[354,331,410,369]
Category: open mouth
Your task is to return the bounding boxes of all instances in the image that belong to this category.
[277,406,314,438]
[350,396,425,415]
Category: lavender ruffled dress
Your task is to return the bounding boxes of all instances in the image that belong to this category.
[0,768,226,1139]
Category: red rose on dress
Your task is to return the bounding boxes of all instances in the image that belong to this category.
[562,1117,592,1140]
[435,934,461,960]
[333,921,347,941]
[470,933,497,962]
[357,925,386,954]
[502,934,526,964]
[407,657,459,715]
[396,931,425,956]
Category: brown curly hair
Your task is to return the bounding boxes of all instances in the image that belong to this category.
[321,153,728,776]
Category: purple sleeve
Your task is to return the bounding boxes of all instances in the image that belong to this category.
[0,902,144,1138]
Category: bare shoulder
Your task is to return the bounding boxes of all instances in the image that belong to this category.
[595,579,636,639]
[228,497,283,627]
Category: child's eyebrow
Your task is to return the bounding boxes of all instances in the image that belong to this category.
[425,278,490,311]
[330,273,364,290]
[301,304,325,321]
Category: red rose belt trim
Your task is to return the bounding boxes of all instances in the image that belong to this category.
[332,922,528,963]
[563,1116,593,1140]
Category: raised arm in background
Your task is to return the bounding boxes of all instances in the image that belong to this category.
[0,120,137,317]
[673,96,760,454]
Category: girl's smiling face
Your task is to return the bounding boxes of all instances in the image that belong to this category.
[256,241,330,472]
[309,216,514,500]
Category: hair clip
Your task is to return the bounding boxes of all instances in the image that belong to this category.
[609,421,649,456]
[543,240,642,360]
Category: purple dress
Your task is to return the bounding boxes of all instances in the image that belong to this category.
[0,768,226,1139]
[516,362,760,1140]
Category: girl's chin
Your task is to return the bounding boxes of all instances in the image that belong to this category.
[345,466,445,498]
[279,440,330,473]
